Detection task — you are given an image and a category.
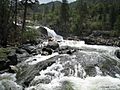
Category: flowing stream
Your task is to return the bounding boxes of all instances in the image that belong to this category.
[0,26,120,90]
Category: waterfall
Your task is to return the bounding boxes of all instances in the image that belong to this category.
[42,26,63,41]
[29,26,63,41]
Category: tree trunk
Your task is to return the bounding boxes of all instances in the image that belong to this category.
[21,0,28,43]
[15,0,17,31]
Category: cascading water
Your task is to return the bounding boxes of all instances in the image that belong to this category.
[1,26,120,90]
[0,73,23,90]
[39,26,63,41]
[24,27,120,90]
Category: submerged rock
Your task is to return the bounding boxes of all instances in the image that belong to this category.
[41,47,53,55]
[115,50,120,59]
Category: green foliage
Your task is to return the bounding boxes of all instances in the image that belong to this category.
[60,0,69,24]
[90,21,103,30]
[1,0,120,47]
[0,0,11,47]
[55,0,70,34]
[34,0,120,37]
[23,28,39,42]
[114,15,120,33]
[0,48,11,59]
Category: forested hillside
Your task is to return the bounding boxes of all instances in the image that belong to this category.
[0,0,120,47]
[34,0,120,37]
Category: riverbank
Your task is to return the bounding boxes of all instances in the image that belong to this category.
[81,36,120,47]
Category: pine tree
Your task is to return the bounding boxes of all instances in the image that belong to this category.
[59,0,70,34]
[109,5,117,30]
[51,1,55,12]
[114,15,120,35]
[74,0,88,35]
[21,0,39,43]
[0,0,11,47]
[60,0,69,25]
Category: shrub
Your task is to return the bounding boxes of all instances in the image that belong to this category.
[23,28,39,43]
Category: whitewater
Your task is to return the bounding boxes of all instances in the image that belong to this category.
[0,26,120,90]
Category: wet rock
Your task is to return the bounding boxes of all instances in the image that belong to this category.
[24,40,40,45]
[7,52,18,65]
[66,50,76,55]
[15,48,30,62]
[16,52,30,62]
[8,65,19,73]
[0,59,8,71]
[16,56,58,87]
[84,66,97,77]
[0,49,18,71]
[59,49,76,55]
[81,36,120,47]
[46,41,59,50]
[16,48,27,54]
[42,48,53,55]
[0,53,18,71]
[58,46,77,55]
[21,44,37,54]
[115,50,120,59]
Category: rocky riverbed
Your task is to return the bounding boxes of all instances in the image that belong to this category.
[0,27,120,90]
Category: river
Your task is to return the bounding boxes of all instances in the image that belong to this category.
[0,26,120,90]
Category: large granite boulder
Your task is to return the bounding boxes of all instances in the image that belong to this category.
[46,41,59,50]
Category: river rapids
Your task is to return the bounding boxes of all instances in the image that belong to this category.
[0,26,120,90]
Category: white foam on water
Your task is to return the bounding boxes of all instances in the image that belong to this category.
[26,76,120,90]
[13,26,120,90]
[115,74,120,78]
[59,40,119,54]
[43,26,63,41]
[74,63,86,78]
[59,40,120,63]
[0,73,23,90]
[25,53,59,65]
[95,66,103,75]
[0,73,16,81]
[59,40,85,48]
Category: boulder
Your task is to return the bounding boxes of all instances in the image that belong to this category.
[8,65,19,73]
[58,46,77,55]
[0,59,8,71]
[115,50,120,59]
[16,56,57,87]
[46,41,59,50]
[16,48,30,62]
[16,48,27,54]
[22,45,37,54]
[7,51,18,65]
[41,48,53,55]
